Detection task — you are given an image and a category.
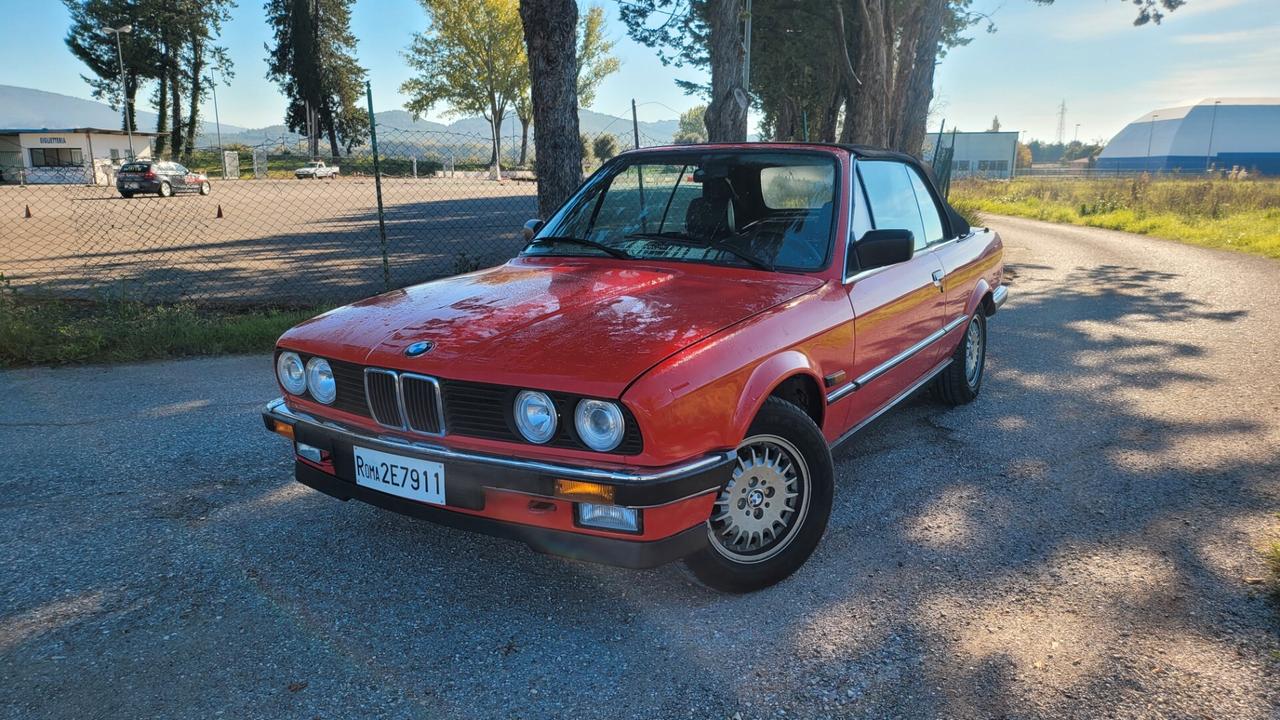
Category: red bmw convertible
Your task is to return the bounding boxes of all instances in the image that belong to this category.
[263,143,1006,592]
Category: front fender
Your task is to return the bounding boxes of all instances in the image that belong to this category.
[729,351,825,440]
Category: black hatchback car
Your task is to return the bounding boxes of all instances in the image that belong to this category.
[116,160,211,198]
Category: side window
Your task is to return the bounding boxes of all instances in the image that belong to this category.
[858,161,927,251]
[846,166,873,276]
[906,168,946,245]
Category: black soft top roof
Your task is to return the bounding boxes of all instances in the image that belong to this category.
[834,144,971,238]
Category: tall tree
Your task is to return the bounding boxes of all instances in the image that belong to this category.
[266,0,370,160]
[511,4,618,168]
[401,0,526,173]
[622,0,1186,152]
[519,0,582,219]
[576,5,621,108]
[674,105,707,144]
[65,0,232,159]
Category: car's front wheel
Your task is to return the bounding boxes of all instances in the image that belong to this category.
[157,181,172,198]
[119,192,133,199]
[199,181,211,196]
[682,396,833,593]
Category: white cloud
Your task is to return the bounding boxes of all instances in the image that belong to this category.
[1051,0,1252,41]
[1174,26,1278,44]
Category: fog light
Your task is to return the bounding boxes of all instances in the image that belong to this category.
[296,441,323,463]
[577,503,640,533]
[555,479,615,503]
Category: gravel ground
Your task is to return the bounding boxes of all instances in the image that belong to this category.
[2,215,1278,719]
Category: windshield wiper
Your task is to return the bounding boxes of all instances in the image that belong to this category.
[526,235,633,260]
[625,231,774,272]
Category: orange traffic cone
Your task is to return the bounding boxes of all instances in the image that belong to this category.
[24,204,32,218]
[216,204,223,219]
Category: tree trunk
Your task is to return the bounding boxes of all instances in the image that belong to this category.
[323,100,340,160]
[519,0,582,219]
[154,64,170,157]
[169,59,185,160]
[703,0,748,142]
[518,115,531,166]
[894,0,944,156]
[184,39,204,163]
[846,0,889,146]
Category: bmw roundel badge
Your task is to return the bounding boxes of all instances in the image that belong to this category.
[404,341,434,357]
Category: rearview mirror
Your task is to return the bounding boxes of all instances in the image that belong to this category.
[855,229,914,271]
[522,218,544,241]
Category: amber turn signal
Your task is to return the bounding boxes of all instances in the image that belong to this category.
[554,479,615,503]
[271,420,295,440]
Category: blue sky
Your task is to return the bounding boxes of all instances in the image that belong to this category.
[0,0,1275,142]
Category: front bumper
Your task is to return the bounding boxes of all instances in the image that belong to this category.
[262,398,733,568]
[991,284,1009,312]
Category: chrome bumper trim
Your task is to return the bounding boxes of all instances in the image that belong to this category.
[265,398,736,484]
[992,284,1008,311]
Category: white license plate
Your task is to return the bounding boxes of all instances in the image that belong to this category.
[353,446,446,506]
[125,182,139,189]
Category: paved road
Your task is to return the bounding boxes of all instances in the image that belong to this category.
[2,216,1278,719]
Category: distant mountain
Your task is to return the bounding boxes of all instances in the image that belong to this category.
[0,84,247,135]
[0,83,679,147]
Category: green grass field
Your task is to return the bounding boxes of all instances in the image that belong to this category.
[0,284,321,367]
[949,176,1280,259]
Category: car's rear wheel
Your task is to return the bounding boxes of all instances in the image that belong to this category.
[157,181,172,198]
[934,310,986,405]
[199,181,211,196]
[682,396,833,593]
[119,192,133,199]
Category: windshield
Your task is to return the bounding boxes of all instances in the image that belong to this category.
[119,163,149,173]
[525,150,839,271]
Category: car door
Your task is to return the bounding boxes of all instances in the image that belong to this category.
[170,163,190,191]
[840,160,948,424]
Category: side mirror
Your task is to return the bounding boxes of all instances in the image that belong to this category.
[522,218,544,241]
[855,229,914,271]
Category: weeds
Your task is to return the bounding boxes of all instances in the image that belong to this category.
[949,176,1280,258]
[0,293,321,367]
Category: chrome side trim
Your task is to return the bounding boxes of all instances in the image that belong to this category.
[265,398,735,485]
[825,382,857,404]
[852,313,964,388]
[991,284,1008,311]
[825,313,967,404]
[830,358,952,449]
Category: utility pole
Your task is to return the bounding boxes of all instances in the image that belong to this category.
[100,25,135,158]
[1055,100,1067,146]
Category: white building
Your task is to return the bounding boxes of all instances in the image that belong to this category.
[0,127,155,184]
[1097,98,1280,175]
[923,131,1020,179]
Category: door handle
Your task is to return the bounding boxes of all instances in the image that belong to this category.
[931,269,945,290]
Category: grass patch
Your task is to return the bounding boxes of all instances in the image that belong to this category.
[1268,540,1280,606]
[0,290,321,368]
[950,175,1280,259]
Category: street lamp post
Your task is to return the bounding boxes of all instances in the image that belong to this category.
[100,25,135,159]
[209,63,225,177]
[1145,113,1158,174]
[1204,100,1221,173]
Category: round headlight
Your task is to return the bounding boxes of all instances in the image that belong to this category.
[513,390,558,444]
[305,358,337,404]
[574,399,625,452]
[276,352,306,395]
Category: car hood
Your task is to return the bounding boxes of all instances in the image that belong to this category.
[279,257,825,398]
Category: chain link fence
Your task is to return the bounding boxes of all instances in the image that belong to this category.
[0,125,665,306]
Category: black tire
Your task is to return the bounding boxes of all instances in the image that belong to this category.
[158,181,172,198]
[682,396,834,593]
[934,310,986,405]
[119,192,134,199]
[199,181,211,196]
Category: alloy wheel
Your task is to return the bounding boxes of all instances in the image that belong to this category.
[708,434,811,564]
